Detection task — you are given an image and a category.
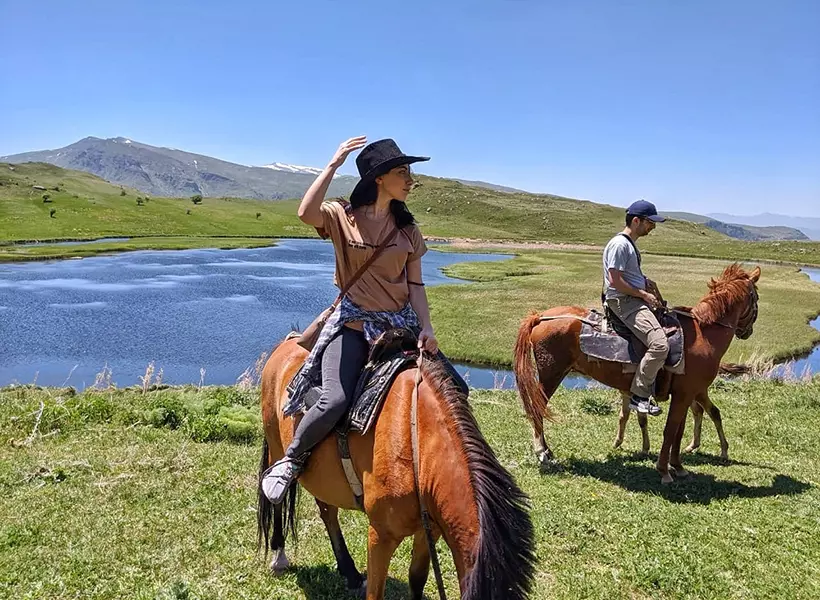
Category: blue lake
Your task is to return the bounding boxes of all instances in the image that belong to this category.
[0,239,521,389]
[1,243,817,390]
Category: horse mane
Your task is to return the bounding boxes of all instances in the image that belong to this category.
[419,358,536,600]
[687,263,755,325]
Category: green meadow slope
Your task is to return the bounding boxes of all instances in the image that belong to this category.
[1,162,819,266]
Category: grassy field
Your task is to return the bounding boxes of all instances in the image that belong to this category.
[1,380,818,599]
[0,162,314,242]
[3,162,819,266]
[428,249,820,366]
[0,236,278,262]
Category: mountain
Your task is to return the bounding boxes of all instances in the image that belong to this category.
[0,137,357,200]
[708,212,820,241]
[662,211,809,241]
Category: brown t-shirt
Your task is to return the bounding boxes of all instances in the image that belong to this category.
[319,200,427,312]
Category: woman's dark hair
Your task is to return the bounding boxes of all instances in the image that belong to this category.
[349,180,416,229]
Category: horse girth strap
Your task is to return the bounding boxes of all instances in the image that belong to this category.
[336,432,364,510]
[410,355,448,600]
[538,314,599,327]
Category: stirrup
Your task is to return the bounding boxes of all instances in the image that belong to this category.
[261,453,309,504]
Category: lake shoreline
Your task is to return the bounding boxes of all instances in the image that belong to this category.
[4,234,820,268]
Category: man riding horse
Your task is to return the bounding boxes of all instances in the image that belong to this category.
[602,200,668,417]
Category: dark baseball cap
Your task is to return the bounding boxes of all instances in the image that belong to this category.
[626,200,665,222]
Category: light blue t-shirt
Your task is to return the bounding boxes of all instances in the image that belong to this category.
[602,234,646,299]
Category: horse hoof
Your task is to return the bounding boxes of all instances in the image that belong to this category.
[537,450,558,470]
[269,549,290,575]
[613,438,623,449]
[671,466,690,479]
[660,473,674,485]
[720,451,729,462]
[354,579,367,599]
[683,444,698,454]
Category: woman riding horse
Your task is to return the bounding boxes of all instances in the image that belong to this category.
[261,136,468,504]
[257,138,534,599]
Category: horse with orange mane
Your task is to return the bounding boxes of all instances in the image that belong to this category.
[514,263,760,484]
[258,337,536,599]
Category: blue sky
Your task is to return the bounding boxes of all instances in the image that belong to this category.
[1,1,818,217]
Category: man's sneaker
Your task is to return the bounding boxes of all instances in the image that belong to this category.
[261,454,308,504]
[629,395,663,417]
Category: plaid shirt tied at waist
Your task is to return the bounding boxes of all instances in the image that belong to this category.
[284,296,420,416]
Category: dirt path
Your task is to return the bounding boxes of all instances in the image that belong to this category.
[428,237,602,251]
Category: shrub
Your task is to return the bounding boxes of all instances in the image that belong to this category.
[580,394,615,415]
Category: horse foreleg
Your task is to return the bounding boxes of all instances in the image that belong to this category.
[316,500,365,592]
[408,530,435,600]
[366,526,401,600]
[669,414,690,479]
[684,399,704,454]
[701,391,729,461]
[657,394,690,484]
[613,391,631,449]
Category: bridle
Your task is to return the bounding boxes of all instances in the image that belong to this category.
[735,282,759,340]
[672,280,758,338]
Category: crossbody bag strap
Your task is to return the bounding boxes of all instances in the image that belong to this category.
[330,227,399,309]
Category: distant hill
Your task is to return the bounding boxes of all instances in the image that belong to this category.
[2,162,819,266]
[709,212,820,241]
[662,211,809,241]
[0,137,358,200]
[450,178,526,194]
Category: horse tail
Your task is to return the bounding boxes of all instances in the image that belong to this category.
[719,362,751,375]
[282,482,299,542]
[514,312,553,424]
[257,438,300,558]
[257,437,273,556]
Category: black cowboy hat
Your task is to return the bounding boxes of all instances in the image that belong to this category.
[349,139,429,205]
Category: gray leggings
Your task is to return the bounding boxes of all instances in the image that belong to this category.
[286,326,469,458]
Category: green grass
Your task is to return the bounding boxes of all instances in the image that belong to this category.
[0,236,278,262]
[428,249,820,366]
[409,177,820,266]
[3,163,820,266]
[0,162,313,241]
[1,380,818,599]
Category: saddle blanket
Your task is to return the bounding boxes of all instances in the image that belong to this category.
[571,309,685,375]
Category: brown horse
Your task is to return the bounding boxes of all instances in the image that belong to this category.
[513,264,760,484]
[257,337,536,600]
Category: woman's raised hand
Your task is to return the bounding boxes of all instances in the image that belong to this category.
[328,136,367,169]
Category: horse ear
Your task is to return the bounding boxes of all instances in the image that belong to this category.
[750,266,761,282]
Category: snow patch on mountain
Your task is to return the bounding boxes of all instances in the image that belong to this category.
[260,162,337,177]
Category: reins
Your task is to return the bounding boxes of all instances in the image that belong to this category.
[410,352,448,600]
